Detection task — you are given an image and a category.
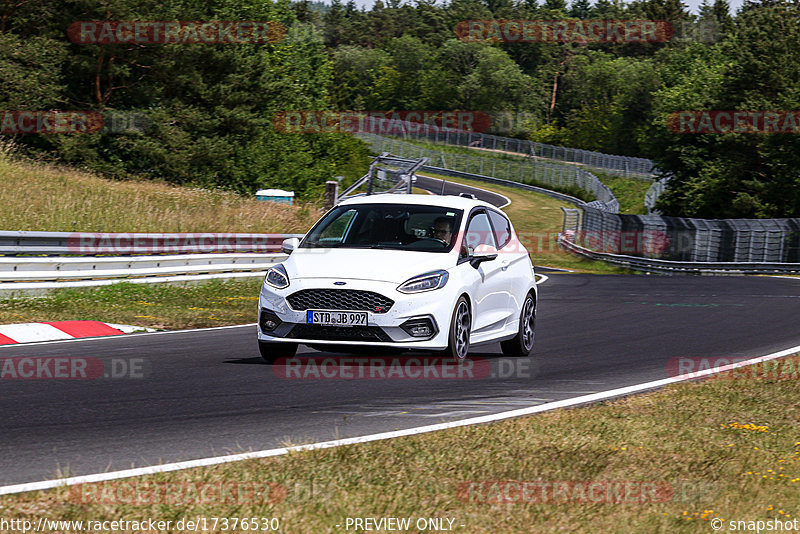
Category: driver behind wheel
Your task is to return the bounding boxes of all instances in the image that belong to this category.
[432,216,454,245]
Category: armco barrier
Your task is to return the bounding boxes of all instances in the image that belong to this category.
[0,232,302,295]
[558,233,800,275]
[357,116,667,210]
[571,206,800,264]
[359,133,620,213]
[0,252,291,296]
[0,231,301,256]
[358,115,658,179]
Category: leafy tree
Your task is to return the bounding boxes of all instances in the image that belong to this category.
[556,51,662,154]
[0,33,66,109]
[330,46,392,109]
[643,2,800,218]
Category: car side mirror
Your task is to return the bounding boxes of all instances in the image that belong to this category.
[282,237,300,254]
[469,244,498,269]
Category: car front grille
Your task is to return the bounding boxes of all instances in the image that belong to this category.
[286,289,394,314]
[286,324,393,342]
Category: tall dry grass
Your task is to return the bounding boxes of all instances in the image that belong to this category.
[0,142,321,233]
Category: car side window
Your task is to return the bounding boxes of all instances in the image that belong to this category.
[461,211,497,257]
[487,210,512,249]
[318,209,357,244]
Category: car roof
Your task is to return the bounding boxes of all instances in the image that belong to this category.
[337,193,498,212]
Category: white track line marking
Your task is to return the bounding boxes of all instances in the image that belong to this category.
[105,323,158,334]
[535,266,574,272]
[535,274,549,285]
[1,342,798,496]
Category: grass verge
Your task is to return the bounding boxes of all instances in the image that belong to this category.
[597,172,653,215]
[0,146,321,233]
[2,355,798,532]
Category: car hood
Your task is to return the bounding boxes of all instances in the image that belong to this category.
[284,248,453,284]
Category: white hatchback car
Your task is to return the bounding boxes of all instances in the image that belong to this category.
[257,194,537,362]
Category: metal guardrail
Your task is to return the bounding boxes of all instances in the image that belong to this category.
[558,232,800,275]
[360,116,658,179]
[0,231,300,256]
[574,205,800,264]
[358,133,620,213]
[0,232,303,295]
[0,253,285,281]
[0,252,294,295]
[358,116,672,210]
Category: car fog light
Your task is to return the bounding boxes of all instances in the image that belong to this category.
[410,325,431,337]
[400,317,437,338]
[260,309,282,332]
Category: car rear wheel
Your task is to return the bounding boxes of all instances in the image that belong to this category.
[501,292,536,357]
[444,296,471,362]
[259,341,298,363]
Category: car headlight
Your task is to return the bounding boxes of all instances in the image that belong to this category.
[264,264,290,289]
[397,270,449,293]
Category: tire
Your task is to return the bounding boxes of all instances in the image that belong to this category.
[258,341,298,363]
[443,296,471,362]
[501,292,536,357]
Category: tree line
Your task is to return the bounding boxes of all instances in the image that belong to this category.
[2,0,799,217]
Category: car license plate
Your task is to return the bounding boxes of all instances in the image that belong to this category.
[306,310,367,326]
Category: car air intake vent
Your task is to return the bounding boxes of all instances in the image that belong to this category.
[286,289,394,313]
[287,324,392,342]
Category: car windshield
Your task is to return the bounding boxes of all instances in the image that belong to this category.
[301,203,464,252]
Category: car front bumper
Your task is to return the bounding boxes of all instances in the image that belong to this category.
[257,278,456,350]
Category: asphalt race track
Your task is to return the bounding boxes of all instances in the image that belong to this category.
[2,179,800,487]
[413,175,509,208]
[1,273,800,486]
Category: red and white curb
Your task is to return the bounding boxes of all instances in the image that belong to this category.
[0,321,155,345]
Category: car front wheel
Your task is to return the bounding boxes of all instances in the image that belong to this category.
[501,292,536,357]
[444,296,471,362]
[259,341,298,363]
